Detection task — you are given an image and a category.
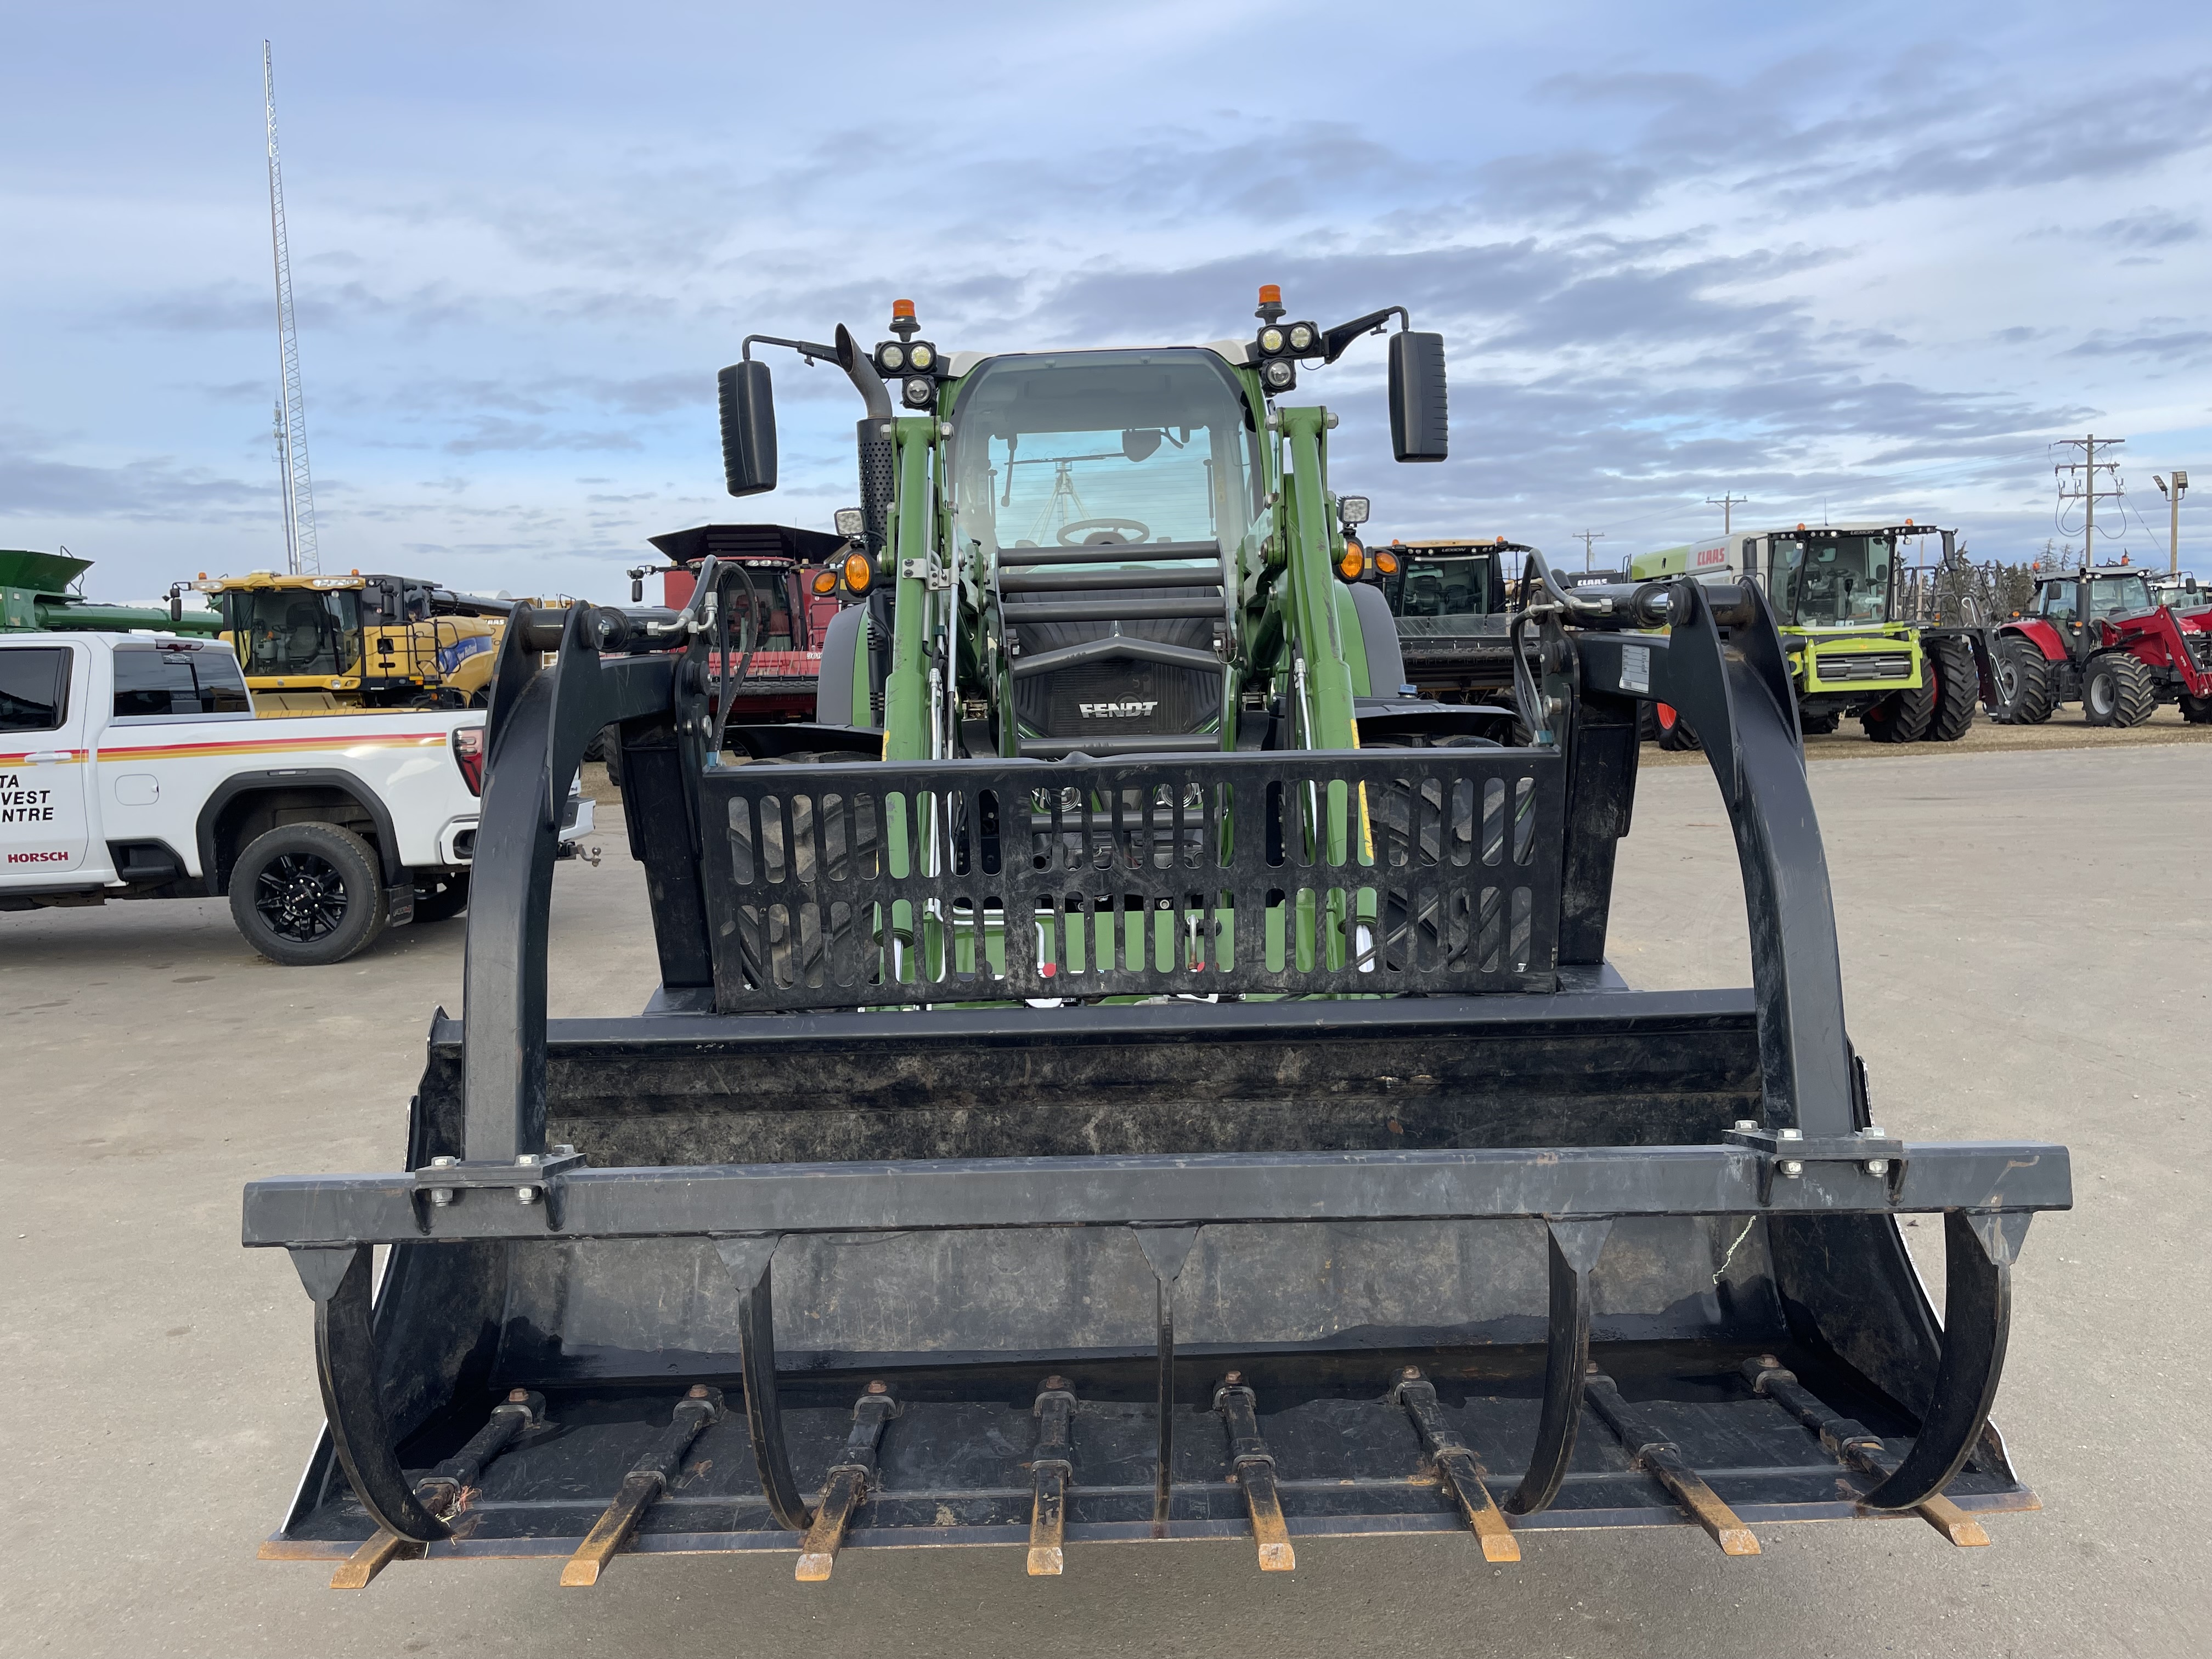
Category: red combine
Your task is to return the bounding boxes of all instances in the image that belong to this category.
[1995,561,2212,727]
[632,523,853,721]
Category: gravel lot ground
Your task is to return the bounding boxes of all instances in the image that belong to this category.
[2,743,2205,1658]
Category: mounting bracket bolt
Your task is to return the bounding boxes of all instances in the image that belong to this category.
[1778,1159,1804,1178]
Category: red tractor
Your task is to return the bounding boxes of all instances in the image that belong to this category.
[1995,562,2212,727]
[630,523,856,720]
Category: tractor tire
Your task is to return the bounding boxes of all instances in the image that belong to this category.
[1797,707,1840,736]
[228,822,388,967]
[412,871,471,926]
[1860,677,1934,743]
[1654,702,1701,751]
[1638,702,1660,743]
[2084,652,2157,727]
[733,751,881,989]
[2182,693,2212,725]
[1995,637,2055,724]
[1922,636,1979,742]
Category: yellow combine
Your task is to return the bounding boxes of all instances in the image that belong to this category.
[191,570,517,713]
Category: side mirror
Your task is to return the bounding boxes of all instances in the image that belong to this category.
[1387,331,1448,462]
[716,360,778,498]
[167,584,183,624]
[630,576,644,603]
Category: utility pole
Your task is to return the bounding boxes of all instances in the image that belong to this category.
[1706,492,1746,537]
[264,42,319,575]
[2053,434,2126,666]
[2154,471,2190,573]
[1572,529,1605,572]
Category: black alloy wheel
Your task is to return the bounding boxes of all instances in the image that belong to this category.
[227,821,388,967]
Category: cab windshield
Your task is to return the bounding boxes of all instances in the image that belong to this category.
[2041,575,2154,622]
[950,349,1258,562]
[1771,536,1892,626]
[1386,554,1497,618]
[223,589,361,676]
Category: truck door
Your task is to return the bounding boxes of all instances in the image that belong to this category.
[0,641,92,878]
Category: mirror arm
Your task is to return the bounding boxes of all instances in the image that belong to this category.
[1321,305,1410,365]
[742,332,842,366]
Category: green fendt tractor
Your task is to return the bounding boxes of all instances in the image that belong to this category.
[241,290,2066,1589]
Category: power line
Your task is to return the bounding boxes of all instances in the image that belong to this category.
[2052,433,2125,564]
[264,41,319,575]
[1705,492,1746,537]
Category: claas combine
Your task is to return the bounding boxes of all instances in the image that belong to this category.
[242,289,2069,1589]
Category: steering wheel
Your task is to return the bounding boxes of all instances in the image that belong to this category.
[1056,517,1152,546]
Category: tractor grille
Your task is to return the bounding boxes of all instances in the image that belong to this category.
[1020,660,1216,743]
[698,749,1565,1009]
[1813,652,1912,683]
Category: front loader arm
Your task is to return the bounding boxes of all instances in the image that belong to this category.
[1277,406,1358,751]
[882,417,938,761]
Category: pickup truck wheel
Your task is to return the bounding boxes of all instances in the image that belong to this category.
[412,871,471,925]
[229,823,387,966]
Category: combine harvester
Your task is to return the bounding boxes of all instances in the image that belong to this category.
[242,291,2069,1588]
[2,548,222,637]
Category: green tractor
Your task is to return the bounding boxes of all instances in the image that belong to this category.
[741,289,1481,772]
[240,290,2066,1585]
[1630,523,1987,744]
[1,548,223,636]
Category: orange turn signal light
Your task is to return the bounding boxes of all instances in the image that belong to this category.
[843,551,873,594]
[810,569,838,596]
[1337,546,1365,582]
[1374,550,1399,575]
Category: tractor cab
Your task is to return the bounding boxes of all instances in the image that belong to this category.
[1382,537,1535,702]
[2030,567,2155,625]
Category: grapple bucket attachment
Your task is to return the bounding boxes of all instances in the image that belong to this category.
[245,579,2067,1582]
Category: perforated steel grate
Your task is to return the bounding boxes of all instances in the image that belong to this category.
[698,751,1564,1010]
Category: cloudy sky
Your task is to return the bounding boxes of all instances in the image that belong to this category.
[5,0,2209,603]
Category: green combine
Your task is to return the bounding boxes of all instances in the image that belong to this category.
[2,549,222,636]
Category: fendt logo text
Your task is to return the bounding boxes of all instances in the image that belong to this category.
[1079,701,1159,719]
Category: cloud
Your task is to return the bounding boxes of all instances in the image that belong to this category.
[2063,328,2212,360]
[2097,208,2202,248]
[0,425,271,518]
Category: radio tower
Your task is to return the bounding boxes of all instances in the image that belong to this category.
[263,42,319,575]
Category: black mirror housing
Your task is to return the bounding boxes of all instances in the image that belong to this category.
[716,360,778,498]
[1387,331,1448,462]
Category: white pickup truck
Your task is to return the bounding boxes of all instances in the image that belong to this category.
[1,630,590,965]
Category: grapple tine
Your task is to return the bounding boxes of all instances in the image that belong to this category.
[1026,1376,1076,1577]
[1215,1374,1295,1572]
[1505,1219,1611,1516]
[561,1386,724,1586]
[794,1383,900,1583]
[1584,1368,1758,1555]
[1857,1210,2022,1513]
[1133,1226,1201,1537]
[1742,1356,1991,1547]
[715,1236,815,1533]
[1391,1367,1520,1563]
[329,1386,546,1590]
